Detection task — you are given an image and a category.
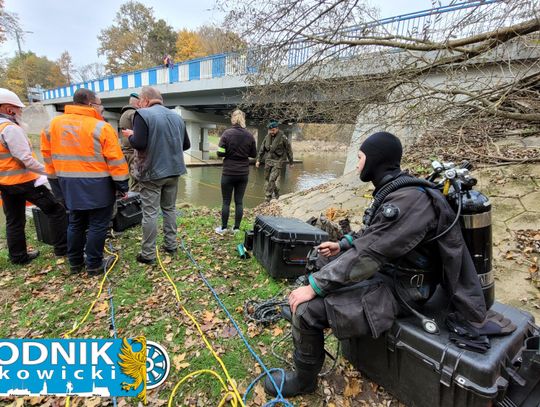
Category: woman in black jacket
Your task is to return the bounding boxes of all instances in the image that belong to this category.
[215,109,257,234]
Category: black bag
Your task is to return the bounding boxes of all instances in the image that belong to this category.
[113,192,142,232]
[32,207,68,245]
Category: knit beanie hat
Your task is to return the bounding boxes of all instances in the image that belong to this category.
[359,131,402,183]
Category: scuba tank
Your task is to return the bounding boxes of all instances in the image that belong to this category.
[431,160,495,309]
[360,160,495,334]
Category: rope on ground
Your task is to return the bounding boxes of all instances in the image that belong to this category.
[244,297,288,325]
[156,248,245,407]
[247,300,341,377]
[64,245,119,407]
[179,239,294,407]
[107,247,119,407]
[62,247,119,339]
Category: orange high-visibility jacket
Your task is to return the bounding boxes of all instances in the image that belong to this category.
[41,105,128,181]
[0,121,40,185]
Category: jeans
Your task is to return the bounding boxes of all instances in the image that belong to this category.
[68,204,114,270]
[220,175,248,229]
[139,176,178,259]
[0,181,67,263]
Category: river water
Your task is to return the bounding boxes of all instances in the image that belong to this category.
[0,152,345,229]
[179,152,346,208]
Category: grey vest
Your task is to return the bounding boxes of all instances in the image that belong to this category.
[136,104,187,181]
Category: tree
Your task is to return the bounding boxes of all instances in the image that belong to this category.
[0,52,67,101]
[56,51,74,85]
[175,26,246,63]
[0,0,20,44]
[197,25,247,55]
[221,0,540,143]
[98,1,176,73]
[175,29,205,62]
[147,19,177,65]
[75,62,107,82]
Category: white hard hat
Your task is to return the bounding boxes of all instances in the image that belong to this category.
[0,88,25,108]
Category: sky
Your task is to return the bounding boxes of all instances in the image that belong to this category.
[2,0,448,68]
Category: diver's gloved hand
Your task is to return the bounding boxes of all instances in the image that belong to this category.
[446,310,517,338]
[449,332,491,353]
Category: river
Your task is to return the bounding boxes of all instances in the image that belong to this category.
[179,152,346,208]
[0,152,345,230]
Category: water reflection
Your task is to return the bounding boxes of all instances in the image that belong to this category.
[179,152,345,208]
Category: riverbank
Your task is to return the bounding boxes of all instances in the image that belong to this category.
[292,140,349,154]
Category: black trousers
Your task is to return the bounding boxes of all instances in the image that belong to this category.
[220,174,248,229]
[0,181,68,263]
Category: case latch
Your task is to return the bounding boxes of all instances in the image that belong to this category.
[440,363,453,387]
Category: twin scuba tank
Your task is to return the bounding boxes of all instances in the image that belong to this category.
[428,160,495,309]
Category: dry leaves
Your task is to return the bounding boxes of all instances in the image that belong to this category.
[513,229,540,289]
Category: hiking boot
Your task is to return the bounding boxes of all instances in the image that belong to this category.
[160,245,177,255]
[87,266,105,276]
[136,253,156,265]
[11,249,40,265]
[87,255,115,276]
[264,367,319,397]
[69,263,85,274]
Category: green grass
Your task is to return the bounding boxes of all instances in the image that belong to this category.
[208,135,220,146]
[0,209,294,406]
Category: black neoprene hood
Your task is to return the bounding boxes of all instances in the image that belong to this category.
[359,131,403,185]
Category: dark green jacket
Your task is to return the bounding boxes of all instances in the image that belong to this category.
[257,130,293,167]
[119,105,136,151]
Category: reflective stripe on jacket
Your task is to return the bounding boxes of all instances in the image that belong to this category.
[41,105,128,181]
[0,122,39,185]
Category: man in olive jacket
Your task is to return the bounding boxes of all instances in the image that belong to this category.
[256,120,293,202]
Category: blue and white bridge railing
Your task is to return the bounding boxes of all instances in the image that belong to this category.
[41,52,253,101]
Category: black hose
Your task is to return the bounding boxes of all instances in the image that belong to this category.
[244,297,288,325]
[364,177,437,226]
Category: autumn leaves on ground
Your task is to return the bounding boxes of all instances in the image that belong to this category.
[0,208,399,407]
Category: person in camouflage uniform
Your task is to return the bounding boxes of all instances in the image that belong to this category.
[118,93,140,192]
[256,120,294,202]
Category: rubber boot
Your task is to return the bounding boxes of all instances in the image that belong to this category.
[264,327,324,397]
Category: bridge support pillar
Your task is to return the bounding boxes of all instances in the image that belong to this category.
[185,122,203,163]
[183,120,215,163]
[344,108,419,174]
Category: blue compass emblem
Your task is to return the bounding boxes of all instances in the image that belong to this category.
[146,341,170,389]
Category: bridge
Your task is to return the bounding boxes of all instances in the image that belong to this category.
[39,0,539,163]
